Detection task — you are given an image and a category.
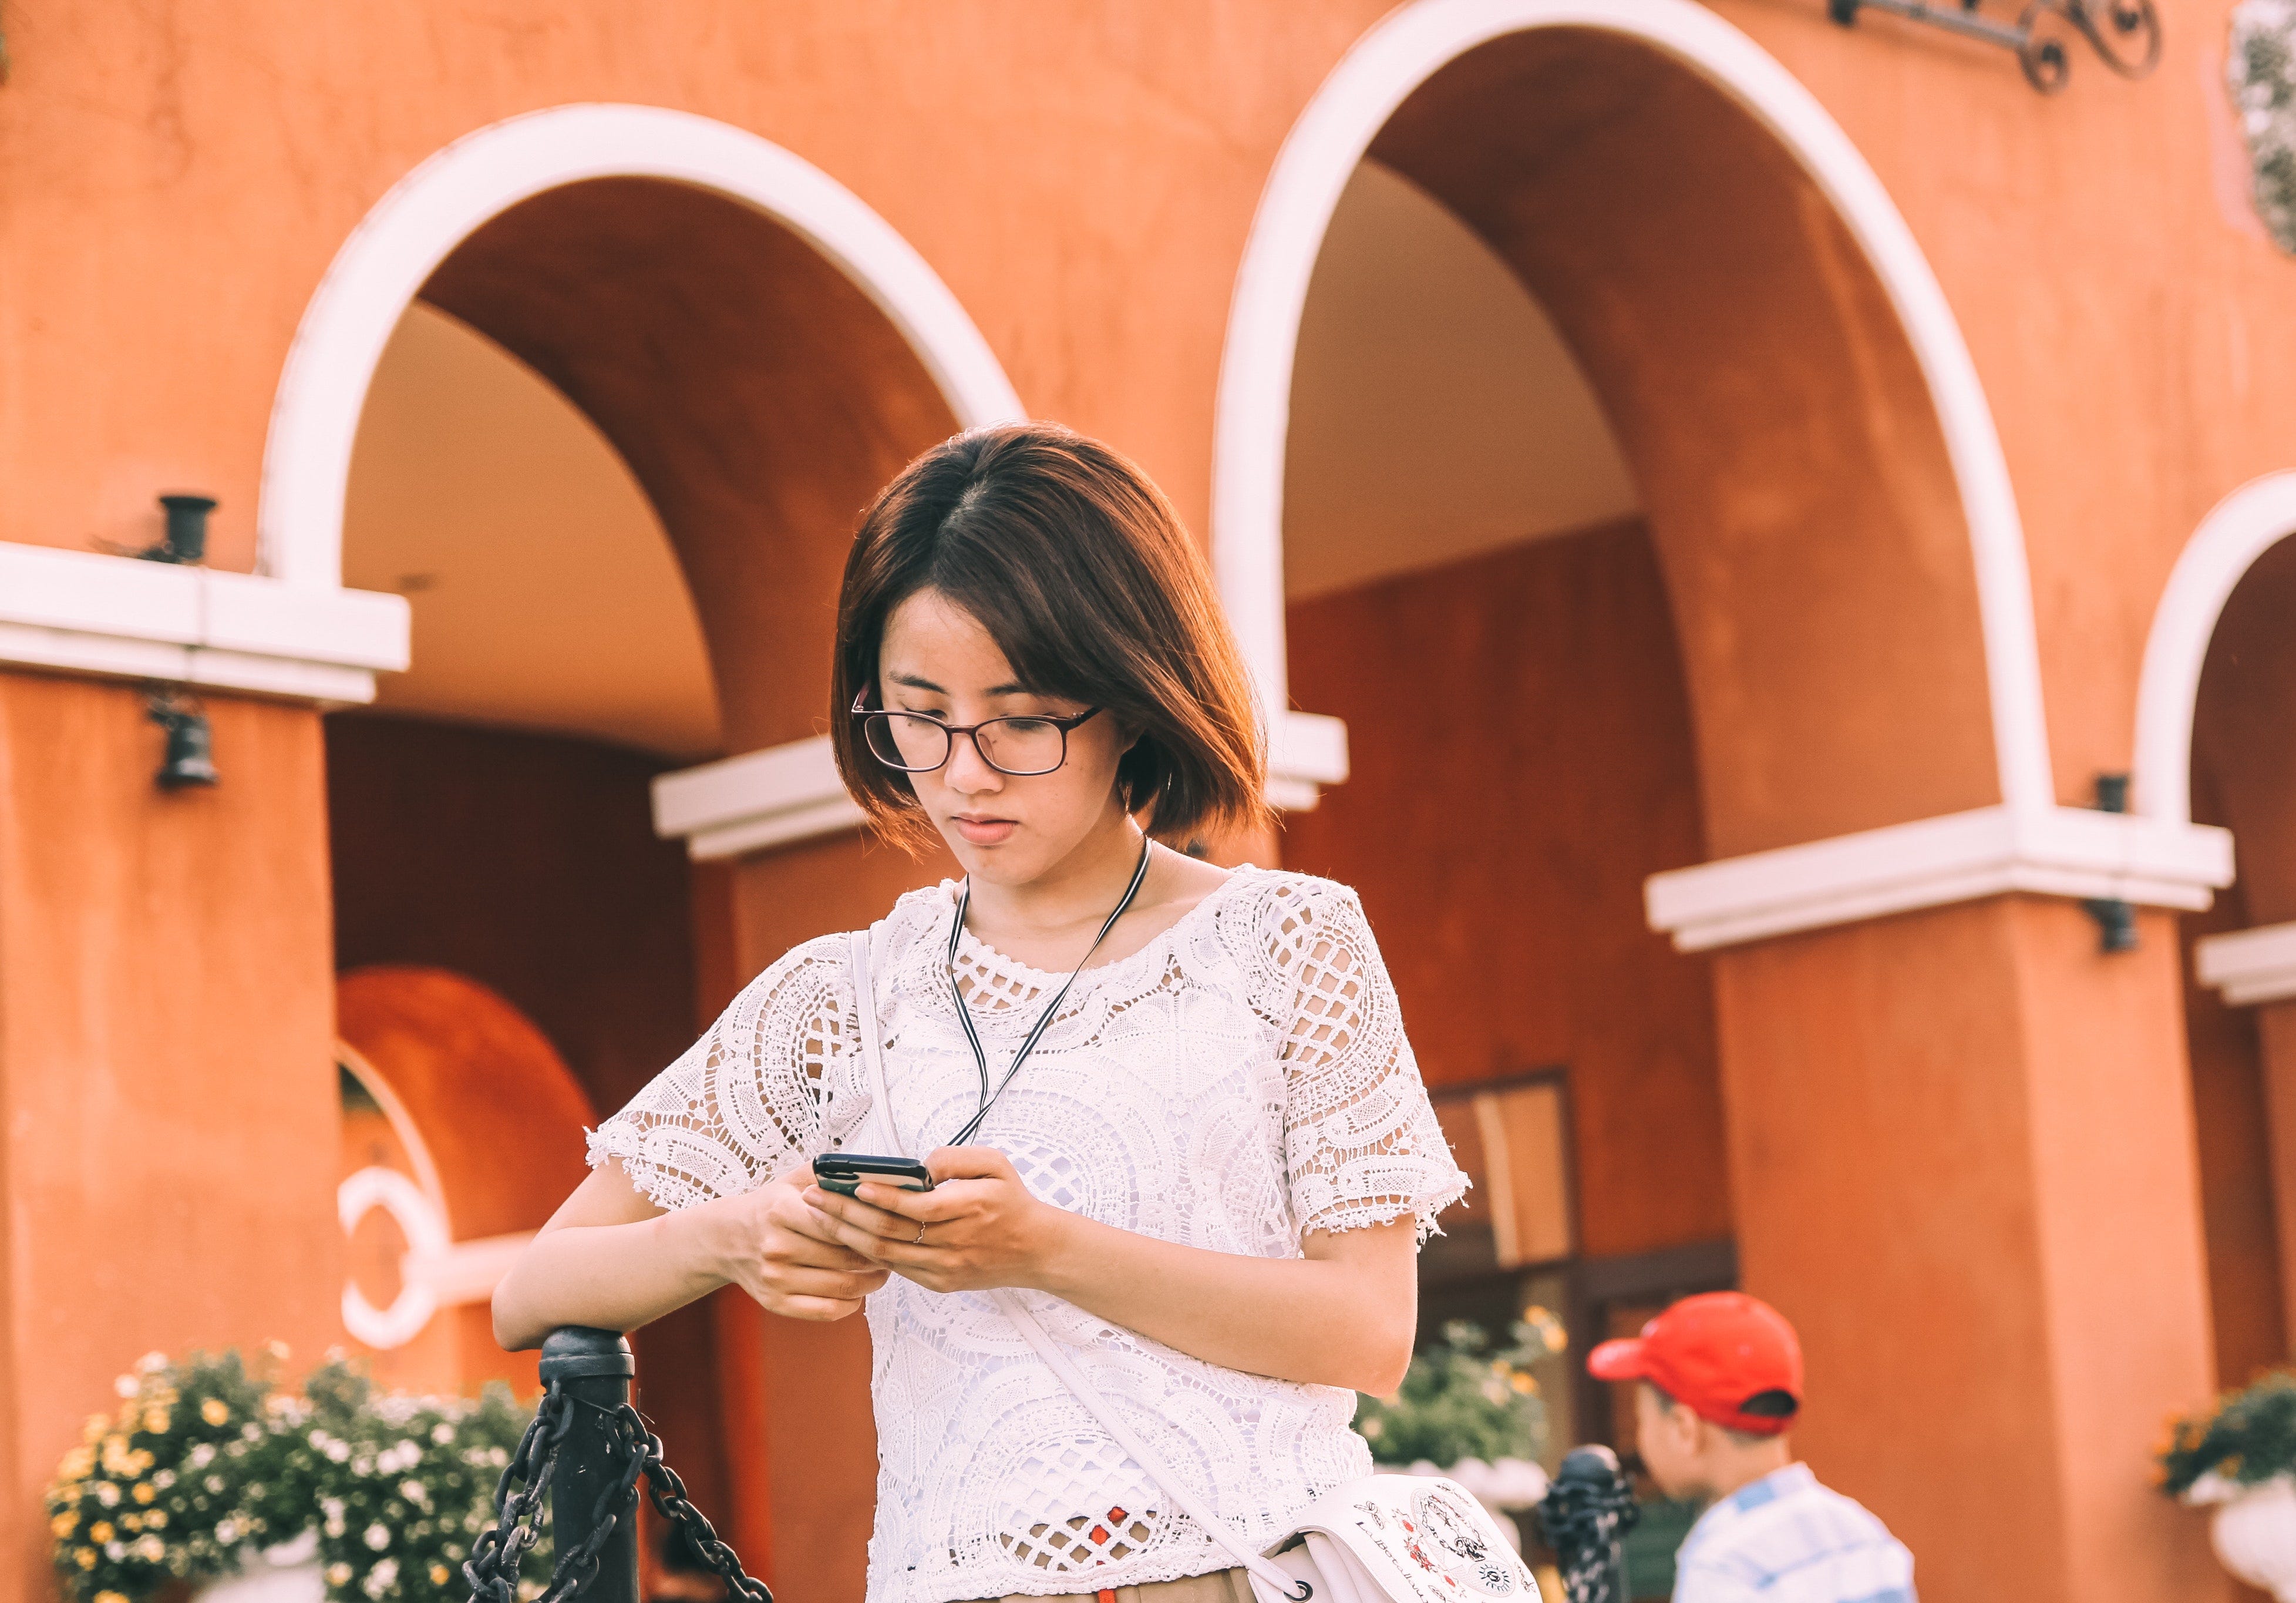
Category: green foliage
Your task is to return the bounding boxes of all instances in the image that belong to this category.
[2231,0,2296,253]
[2158,1370,2296,1498]
[48,1349,546,1603]
[1352,1314,1564,1469]
[307,1374,543,1603]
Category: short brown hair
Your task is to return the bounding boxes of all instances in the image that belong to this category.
[830,423,1269,850]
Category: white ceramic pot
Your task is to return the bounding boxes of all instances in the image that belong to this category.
[2191,1473,2296,1601]
[196,1530,326,1603]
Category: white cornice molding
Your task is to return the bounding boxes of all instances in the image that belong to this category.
[2197,922,2296,1008]
[1645,805,2234,953]
[0,542,410,704]
[652,711,1352,862]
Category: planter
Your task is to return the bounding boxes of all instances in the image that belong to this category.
[194,1531,325,1603]
[2189,1473,2296,1601]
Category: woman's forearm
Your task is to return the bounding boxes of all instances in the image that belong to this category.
[1031,1216,1416,1393]
[493,1205,730,1350]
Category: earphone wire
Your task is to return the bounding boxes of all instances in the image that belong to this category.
[943,833,1154,1148]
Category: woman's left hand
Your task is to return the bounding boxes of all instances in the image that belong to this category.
[802,1146,1075,1293]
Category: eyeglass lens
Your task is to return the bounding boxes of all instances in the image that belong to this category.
[865,714,1069,776]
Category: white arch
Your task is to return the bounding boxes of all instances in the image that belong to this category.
[259,102,1025,590]
[2133,473,2296,827]
[1212,0,2054,818]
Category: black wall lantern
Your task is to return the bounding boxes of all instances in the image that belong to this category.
[147,691,218,790]
[1827,0,2161,93]
[2081,772,2138,953]
[133,493,221,789]
[142,493,216,564]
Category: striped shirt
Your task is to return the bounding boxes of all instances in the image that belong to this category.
[1672,1463,1917,1603]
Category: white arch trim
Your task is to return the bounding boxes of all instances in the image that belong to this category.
[259,102,1025,589]
[1221,0,2230,949]
[1215,0,2051,815]
[2133,472,2296,829]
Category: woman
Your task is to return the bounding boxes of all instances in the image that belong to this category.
[493,423,1467,1603]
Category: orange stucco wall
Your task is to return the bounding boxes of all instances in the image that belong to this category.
[1715,898,2226,1603]
[2,4,2291,1601]
[1283,520,1731,1262]
[0,677,342,1601]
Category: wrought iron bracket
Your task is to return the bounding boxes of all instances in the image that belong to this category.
[1827,0,2162,92]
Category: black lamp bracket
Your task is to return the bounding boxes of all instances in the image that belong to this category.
[1827,0,2161,93]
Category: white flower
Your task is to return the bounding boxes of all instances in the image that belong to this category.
[152,1470,175,1490]
[94,1483,120,1508]
[400,1480,429,1508]
[135,1352,169,1374]
[133,1534,166,1562]
[215,1518,241,1545]
[431,1424,455,1446]
[364,1523,391,1551]
[188,1443,216,1470]
[364,1557,399,1598]
[325,1441,351,1464]
[205,1476,226,1496]
[113,1376,139,1399]
[104,1542,126,1561]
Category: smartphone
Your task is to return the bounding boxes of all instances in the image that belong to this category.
[812,1153,937,1198]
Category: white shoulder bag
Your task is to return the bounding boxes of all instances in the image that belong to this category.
[844,931,1543,1603]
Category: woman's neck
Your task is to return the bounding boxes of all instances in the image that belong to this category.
[962,809,1150,952]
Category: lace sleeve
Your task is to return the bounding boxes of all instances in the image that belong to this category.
[586,933,854,1210]
[1260,877,1469,1242]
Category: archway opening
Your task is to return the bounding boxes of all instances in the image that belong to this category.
[321,168,969,1597]
[1261,21,2001,1587]
[2180,530,2296,1391]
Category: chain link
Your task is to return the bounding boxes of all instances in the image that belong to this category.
[463,1388,773,1603]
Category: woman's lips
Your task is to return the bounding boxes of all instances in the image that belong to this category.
[954,815,1017,845]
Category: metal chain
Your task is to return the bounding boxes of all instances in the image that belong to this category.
[464,1389,573,1603]
[462,1389,773,1603]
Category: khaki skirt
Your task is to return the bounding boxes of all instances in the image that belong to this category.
[961,1567,1254,1603]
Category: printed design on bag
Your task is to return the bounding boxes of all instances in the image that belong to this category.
[1396,1484,1520,1598]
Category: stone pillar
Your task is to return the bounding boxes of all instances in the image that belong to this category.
[2255,1003,2296,1349]
[0,674,344,1601]
[1711,895,2226,1603]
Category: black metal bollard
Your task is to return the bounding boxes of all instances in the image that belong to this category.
[540,1327,641,1603]
[1534,1446,1640,1603]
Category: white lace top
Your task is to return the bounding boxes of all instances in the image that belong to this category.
[588,866,1469,1603]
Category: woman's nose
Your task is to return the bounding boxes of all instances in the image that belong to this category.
[942,730,1005,794]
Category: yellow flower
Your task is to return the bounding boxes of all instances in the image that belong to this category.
[131,1483,156,1505]
[1510,1372,1539,1395]
[75,1550,97,1571]
[430,1566,452,1587]
[97,1592,131,1603]
[89,1523,113,1544]
[83,1416,109,1446]
[141,1410,170,1436]
[51,1513,78,1538]
[146,1511,166,1530]
[59,1446,95,1481]
[200,1399,230,1427]
[325,1563,354,1587]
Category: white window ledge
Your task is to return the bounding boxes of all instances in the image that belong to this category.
[1646,804,2235,953]
[652,710,1352,862]
[2197,922,2296,1008]
[0,542,410,704]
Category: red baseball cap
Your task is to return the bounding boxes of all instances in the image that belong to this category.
[1587,1292,1803,1436]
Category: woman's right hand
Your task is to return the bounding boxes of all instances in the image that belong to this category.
[695,1178,890,1320]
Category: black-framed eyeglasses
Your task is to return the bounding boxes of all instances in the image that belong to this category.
[851,690,1103,777]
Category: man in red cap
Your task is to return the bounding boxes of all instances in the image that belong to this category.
[1587,1292,1915,1602]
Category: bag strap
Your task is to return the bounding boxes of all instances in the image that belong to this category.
[848,927,900,1155]
[841,930,1309,1602]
